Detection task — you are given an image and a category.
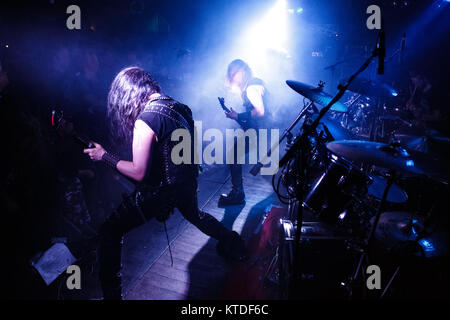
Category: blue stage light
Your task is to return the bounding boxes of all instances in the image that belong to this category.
[241,0,290,64]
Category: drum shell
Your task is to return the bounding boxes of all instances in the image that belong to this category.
[303,155,368,224]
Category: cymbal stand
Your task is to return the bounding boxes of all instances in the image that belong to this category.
[250,100,315,176]
[381,196,438,298]
[276,29,384,298]
[345,170,397,298]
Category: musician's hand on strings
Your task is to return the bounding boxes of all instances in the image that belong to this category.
[225,107,238,120]
[83,142,106,161]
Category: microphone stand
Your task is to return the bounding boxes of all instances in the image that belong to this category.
[278,29,385,298]
[250,100,315,176]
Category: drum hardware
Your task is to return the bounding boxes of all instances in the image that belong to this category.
[275,36,385,297]
[342,169,398,298]
[277,122,449,298]
[302,153,369,225]
[250,99,316,176]
[375,208,449,298]
[341,77,412,143]
[338,93,362,131]
[326,140,449,297]
[273,28,449,298]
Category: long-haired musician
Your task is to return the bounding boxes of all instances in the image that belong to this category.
[83,67,247,299]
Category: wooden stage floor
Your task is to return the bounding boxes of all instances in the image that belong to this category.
[123,164,283,300]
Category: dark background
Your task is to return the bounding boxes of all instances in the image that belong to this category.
[1,0,449,299]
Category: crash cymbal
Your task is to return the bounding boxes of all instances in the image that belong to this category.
[346,77,398,99]
[373,211,449,258]
[286,80,347,112]
[326,140,450,180]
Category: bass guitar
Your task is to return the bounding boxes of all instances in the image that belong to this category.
[218,97,251,130]
[51,110,175,222]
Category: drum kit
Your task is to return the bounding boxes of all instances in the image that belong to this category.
[274,79,450,299]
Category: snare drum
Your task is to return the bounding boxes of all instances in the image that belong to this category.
[303,154,369,224]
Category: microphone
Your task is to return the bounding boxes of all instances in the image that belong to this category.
[377,25,385,75]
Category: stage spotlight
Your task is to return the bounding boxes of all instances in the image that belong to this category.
[241,0,289,64]
[227,0,294,90]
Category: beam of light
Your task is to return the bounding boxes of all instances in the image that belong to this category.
[406,0,449,42]
[220,0,297,115]
[239,0,290,70]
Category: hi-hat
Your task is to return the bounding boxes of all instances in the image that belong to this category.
[373,211,448,258]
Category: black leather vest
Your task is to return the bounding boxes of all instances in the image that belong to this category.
[140,96,197,187]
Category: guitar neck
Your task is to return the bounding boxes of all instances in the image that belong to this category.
[218,98,249,129]
[72,132,94,149]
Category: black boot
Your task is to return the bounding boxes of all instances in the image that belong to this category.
[216,231,248,261]
[218,188,245,207]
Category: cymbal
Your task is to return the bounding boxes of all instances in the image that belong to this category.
[393,129,450,159]
[373,211,448,258]
[346,77,398,99]
[326,140,450,180]
[286,80,347,112]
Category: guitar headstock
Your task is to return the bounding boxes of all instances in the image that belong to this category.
[217,97,230,113]
[51,110,94,148]
[52,110,74,136]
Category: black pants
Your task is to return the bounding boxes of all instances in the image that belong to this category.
[230,163,243,191]
[229,134,249,192]
[98,179,233,298]
[229,128,271,191]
